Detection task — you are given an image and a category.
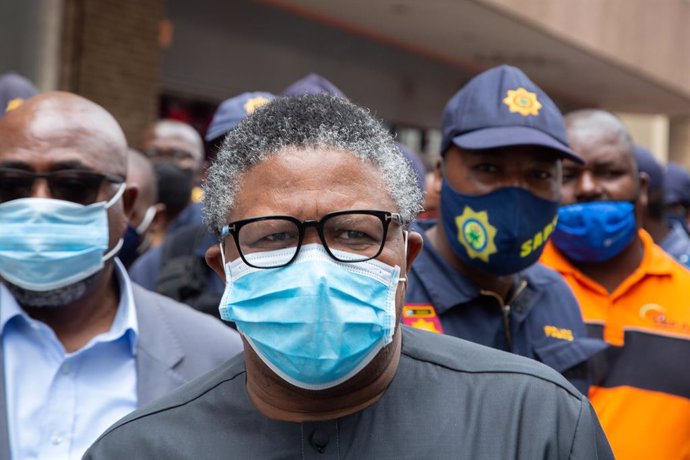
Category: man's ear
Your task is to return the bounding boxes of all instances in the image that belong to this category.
[635,172,650,228]
[638,171,650,209]
[205,244,226,280]
[405,231,424,274]
[122,184,139,220]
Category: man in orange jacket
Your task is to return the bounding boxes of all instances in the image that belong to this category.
[541,109,690,460]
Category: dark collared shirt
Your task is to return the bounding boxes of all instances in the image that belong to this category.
[84,327,613,459]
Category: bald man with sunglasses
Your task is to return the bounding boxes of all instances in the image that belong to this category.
[0,92,241,460]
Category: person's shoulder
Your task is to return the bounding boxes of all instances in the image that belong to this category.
[524,262,570,286]
[400,326,583,399]
[84,356,246,457]
[127,245,164,290]
[132,282,241,349]
[649,241,690,281]
[522,263,581,309]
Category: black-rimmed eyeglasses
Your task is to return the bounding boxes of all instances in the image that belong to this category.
[0,168,125,205]
[220,210,407,268]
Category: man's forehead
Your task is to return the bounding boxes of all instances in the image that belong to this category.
[146,122,202,155]
[455,145,560,163]
[567,135,633,166]
[0,92,128,174]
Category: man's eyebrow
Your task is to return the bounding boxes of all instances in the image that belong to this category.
[48,161,95,171]
[0,160,31,170]
[0,160,96,172]
[591,159,627,169]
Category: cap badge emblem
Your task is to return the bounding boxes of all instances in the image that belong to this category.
[5,98,25,113]
[455,206,497,262]
[503,88,542,116]
[243,97,271,115]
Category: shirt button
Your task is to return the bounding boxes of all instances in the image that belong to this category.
[50,433,64,445]
[61,363,72,374]
[310,429,330,453]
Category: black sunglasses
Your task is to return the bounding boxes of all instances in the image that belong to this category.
[0,167,125,205]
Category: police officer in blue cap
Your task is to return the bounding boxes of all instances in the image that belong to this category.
[634,145,690,267]
[665,162,690,235]
[129,92,274,318]
[405,65,606,394]
[282,73,428,195]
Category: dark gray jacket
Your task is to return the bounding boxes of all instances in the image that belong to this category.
[0,283,242,460]
[84,327,612,459]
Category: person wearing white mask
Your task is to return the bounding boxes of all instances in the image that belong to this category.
[119,148,166,268]
[0,92,242,460]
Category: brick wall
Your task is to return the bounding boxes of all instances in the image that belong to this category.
[59,0,165,146]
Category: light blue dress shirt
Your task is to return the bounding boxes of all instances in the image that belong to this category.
[1,259,139,460]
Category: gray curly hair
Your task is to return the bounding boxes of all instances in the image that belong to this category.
[202,94,423,235]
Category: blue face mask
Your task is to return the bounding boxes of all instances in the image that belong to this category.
[551,201,636,263]
[0,184,126,292]
[440,179,560,276]
[119,206,157,267]
[219,244,403,391]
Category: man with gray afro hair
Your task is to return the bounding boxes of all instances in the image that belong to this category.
[203,94,423,234]
[86,93,612,460]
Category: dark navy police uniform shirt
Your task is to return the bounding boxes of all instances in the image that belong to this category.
[405,220,607,394]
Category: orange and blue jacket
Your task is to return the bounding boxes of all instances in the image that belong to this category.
[541,229,690,460]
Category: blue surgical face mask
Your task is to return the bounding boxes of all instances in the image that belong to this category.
[219,243,404,391]
[0,184,126,292]
[440,179,560,276]
[551,201,636,263]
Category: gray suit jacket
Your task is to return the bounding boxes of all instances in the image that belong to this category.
[0,283,243,460]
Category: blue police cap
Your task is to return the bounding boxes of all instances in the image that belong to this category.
[397,143,426,193]
[281,73,345,98]
[633,144,665,193]
[205,92,275,142]
[0,72,38,118]
[665,163,690,206]
[440,65,581,163]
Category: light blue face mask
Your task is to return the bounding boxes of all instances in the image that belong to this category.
[219,243,405,391]
[0,184,126,292]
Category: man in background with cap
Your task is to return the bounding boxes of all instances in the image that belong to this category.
[665,162,690,235]
[0,72,38,118]
[282,73,428,195]
[130,92,274,318]
[634,144,690,267]
[405,65,605,395]
[541,109,690,459]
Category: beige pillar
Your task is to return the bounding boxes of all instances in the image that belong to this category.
[669,116,690,168]
[59,0,165,145]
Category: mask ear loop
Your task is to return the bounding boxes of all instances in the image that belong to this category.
[398,230,409,283]
[135,205,157,234]
[103,238,124,262]
[219,241,232,283]
[105,183,127,209]
[101,183,128,262]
